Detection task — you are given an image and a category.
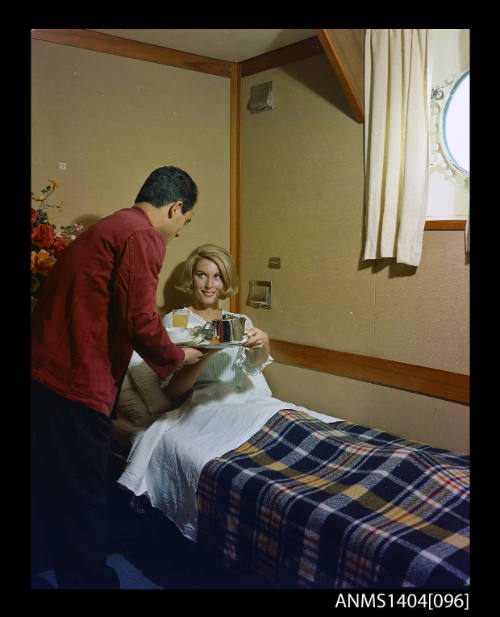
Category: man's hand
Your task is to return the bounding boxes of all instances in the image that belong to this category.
[181,347,207,365]
[182,346,222,364]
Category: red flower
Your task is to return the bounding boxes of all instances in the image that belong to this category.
[31,223,56,249]
[31,208,39,225]
[52,235,69,258]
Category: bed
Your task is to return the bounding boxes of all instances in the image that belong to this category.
[110,353,470,590]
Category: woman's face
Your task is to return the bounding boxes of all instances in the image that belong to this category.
[193,258,225,307]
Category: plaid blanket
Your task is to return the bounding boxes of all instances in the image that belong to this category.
[196,409,469,589]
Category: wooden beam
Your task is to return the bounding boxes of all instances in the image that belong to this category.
[270,339,469,405]
[230,62,242,314]
[316,29,365,123]
[31,29,234,77]
[240,36,324,77]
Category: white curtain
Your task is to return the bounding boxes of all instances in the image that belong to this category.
[363,29,431,267]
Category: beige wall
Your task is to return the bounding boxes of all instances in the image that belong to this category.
[31,39,231,313]
[31,36,469,454]
[241,54,469,454]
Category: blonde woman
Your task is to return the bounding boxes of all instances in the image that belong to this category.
[162,244,271,401]
[118,244,336,540]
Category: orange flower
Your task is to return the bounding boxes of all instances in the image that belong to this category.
[31,249,56,275]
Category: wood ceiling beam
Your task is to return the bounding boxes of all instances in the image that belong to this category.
[316,29,365,123]
[30,29,234,77]
[240,36,324,76]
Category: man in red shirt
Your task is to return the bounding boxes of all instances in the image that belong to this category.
[31,166,205,588]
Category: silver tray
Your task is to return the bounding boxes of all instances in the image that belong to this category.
[177,335,248,349]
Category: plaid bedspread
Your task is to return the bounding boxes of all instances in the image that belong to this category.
[196,409,469,589]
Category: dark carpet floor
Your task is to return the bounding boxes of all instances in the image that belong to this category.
[31,477,275,590]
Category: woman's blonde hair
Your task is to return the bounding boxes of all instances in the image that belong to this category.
[176,244,239,300]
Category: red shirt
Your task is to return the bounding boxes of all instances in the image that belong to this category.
[31,206,185,417]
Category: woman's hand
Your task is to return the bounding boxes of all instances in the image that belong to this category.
[244,328,269,351]
[244,328,270,366]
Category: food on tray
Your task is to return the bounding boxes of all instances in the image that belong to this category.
[166,327,200,345]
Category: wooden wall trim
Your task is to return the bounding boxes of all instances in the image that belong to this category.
[30,29,234,77]
[424,220,467,230]
[230,62,242,314]
[240,36,324,76]
[270,339,469,405]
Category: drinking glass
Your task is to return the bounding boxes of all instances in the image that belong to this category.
[172,309,189,328]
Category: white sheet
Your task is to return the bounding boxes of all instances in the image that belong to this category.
[118,371,340,541]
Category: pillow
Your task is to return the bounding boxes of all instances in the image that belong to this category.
[129,350,144,367]
[116,373,152,426]
[128,362,173,416]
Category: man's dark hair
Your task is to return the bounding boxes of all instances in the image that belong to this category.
[135,166,198,213]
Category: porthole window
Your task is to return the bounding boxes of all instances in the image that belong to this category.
[430,70,470,184]
[442,71,469,174]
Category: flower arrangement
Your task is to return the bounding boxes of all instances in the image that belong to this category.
[31,179,84,299]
